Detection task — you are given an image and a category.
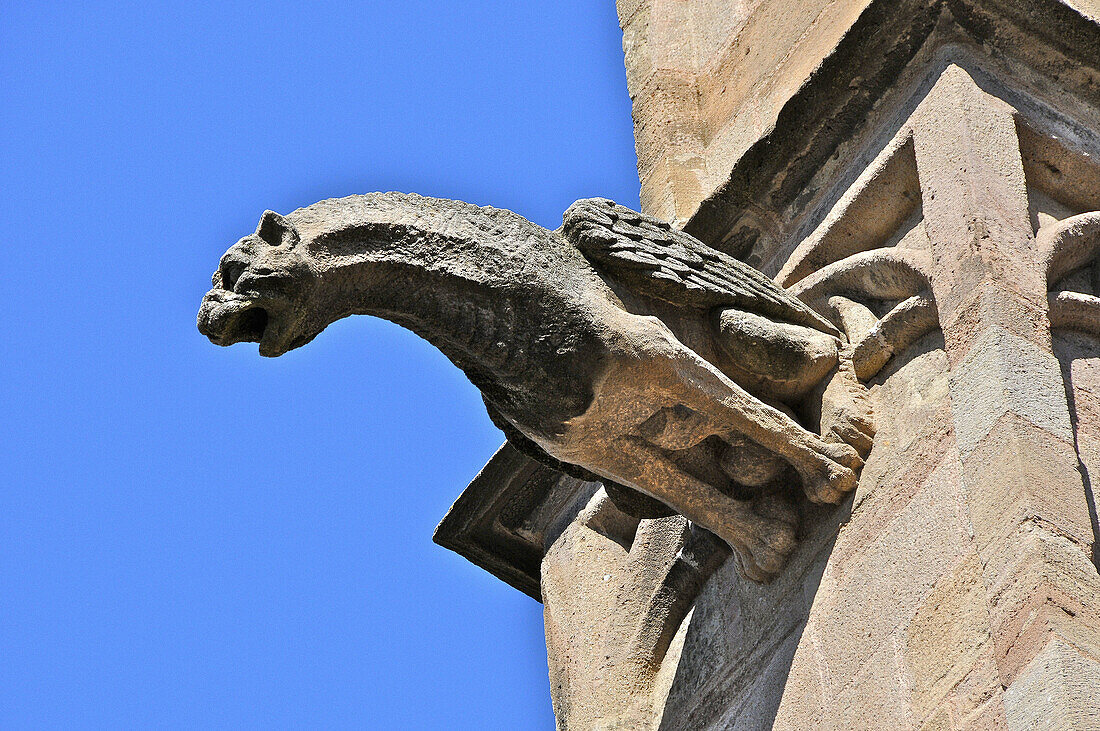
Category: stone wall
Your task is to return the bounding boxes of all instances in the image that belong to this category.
[618,0,1100,226]
[619,0,876,224]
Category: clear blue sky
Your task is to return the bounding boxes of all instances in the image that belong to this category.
[1,2,640,727]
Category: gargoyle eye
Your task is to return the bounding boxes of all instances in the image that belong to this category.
[256,210,300,248]
[220,261,246,291]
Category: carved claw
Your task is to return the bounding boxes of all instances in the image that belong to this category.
[799,441,861,504]
[826,412,876,457]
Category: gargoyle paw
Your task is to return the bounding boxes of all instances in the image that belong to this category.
[733,497,798,582]
[800,443,860,505]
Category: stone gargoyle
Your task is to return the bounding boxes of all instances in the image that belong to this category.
[197,193,874,580]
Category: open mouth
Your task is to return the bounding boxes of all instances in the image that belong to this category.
[234,306,269,342]
[199,288,317,357]
[198,290,278,347]
[199,276,320,357]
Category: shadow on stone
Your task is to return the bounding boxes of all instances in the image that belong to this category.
[1053,331,1100,570]
[655,499,848,730]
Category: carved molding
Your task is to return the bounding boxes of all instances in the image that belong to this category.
[433,443,596,601]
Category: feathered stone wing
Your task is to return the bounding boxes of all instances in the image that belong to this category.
[563,198,840,336]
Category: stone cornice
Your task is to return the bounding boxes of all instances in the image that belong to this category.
[433,444,596,601]
[683,0,1100,265]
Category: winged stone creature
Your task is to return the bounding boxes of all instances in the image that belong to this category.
[198,193,873,580]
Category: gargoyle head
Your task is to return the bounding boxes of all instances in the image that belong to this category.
[198,210,320,357]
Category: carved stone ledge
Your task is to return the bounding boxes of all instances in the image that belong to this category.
[433,444,597,601]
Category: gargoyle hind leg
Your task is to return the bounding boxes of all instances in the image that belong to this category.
[604,436,797,581]
[713,308,839,402]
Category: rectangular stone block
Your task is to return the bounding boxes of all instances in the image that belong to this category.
[836,436,958,566]
[908,647,1006,729]
[630,69,704,169]
[1003,637,1100,730]
[962,413,1094,565]
[939,285,1052,366]
[905,552,996,723]
[811,457,970,696]
[982,523,1100,685]
[949,327,1074,457]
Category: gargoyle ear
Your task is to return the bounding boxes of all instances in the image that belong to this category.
[256,210,301,247]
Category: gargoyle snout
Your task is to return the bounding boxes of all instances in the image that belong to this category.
[215,251,250,292]
[211,209,301,292]
[197,288,270,347]
[217,256,277,294]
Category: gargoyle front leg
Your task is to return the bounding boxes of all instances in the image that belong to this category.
[663,347,863,505]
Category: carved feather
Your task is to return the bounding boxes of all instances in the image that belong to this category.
[563,198,840,336]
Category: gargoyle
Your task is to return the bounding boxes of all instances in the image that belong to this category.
[197,193,872,580]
